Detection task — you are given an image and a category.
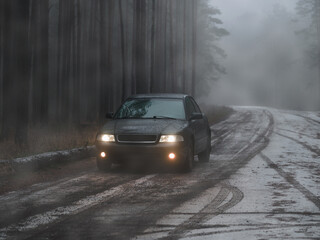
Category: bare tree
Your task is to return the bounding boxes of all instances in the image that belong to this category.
[169,0,175,92]
[182,0,187,93]
[30,0,49,125]
[119,0,127,101]
[13,0,31,146]
[135,0,148,94]
[150,0,156,92]
[296,0,320,106]
[0,0,13,141]
[191,0,198,97]
[99,0,107,118]
[107,0,115,110]
[316,0,320,105]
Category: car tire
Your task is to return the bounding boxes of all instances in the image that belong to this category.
[180,144,194,173]
[96,157,112,171]
[198,135,211,163]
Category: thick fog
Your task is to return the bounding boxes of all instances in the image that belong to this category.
[206,0,320,110]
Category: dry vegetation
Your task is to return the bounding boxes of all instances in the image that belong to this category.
[0,124,99,160]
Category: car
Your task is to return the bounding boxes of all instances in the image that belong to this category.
[95,94,211,172]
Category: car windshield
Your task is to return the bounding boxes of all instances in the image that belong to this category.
[114,98,186,120]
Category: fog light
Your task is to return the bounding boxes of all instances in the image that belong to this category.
[168,153,176,160]
[100,152,106,158]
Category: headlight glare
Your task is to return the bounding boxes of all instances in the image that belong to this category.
[98,134,115,142]
[159,135,184,143]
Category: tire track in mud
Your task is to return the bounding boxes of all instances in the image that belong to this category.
[277,128,316,139]
[275,132,320,156]
[149,110,275,240]
[157,182,244,240]
[210,110,273,179]
[293,113,320,125]
[260,153,320,210]
[0,172,146,225]
[184,223,320,238]
[210,111,253,146]
[0,174,155,239]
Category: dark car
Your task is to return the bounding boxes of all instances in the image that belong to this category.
[95,94,211,172]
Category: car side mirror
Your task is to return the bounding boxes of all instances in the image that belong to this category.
[189,112,203,121]
[106,112,114,119]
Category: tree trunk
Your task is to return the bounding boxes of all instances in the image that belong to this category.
[150,0,156,92]
[175,0,180,92]
[57,0,73,123]
[99,0,108,119]
[63,0,72,123]
[131,0,137,95]
[136,0,147,94]
[182,0,187,93]
[13,0,31,146]
[107,0,115,110]
[315,0,320,108]
[72,0,81,124]
[153,0,162,92]
[191,0,198,97]
[163,0,168,92]
[38,0,49,124]
[31,0,49,125]
[0,0,4,136]
[86,1,98,122]
[119,0,127,101]
[0,0,13,141]
[56,0,62,121]
[169,0,175,92]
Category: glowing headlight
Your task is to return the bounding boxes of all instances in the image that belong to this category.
[159,135,184,143]
[97,134,115,142]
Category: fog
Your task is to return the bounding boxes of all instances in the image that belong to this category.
[206,0,320,110]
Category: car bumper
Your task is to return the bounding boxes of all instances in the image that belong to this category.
[95,141,187,166]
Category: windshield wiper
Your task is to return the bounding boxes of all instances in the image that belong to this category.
[152,116,177,120]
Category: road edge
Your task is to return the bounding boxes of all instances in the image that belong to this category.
[0,146,96,176]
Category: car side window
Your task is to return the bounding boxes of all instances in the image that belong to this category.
[185,97,196,118]
[190,98,201,113]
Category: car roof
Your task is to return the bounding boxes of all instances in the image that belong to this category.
[128,93,189,99]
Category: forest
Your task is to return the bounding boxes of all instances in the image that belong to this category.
[0,0,319,154]
[0,0,228,148]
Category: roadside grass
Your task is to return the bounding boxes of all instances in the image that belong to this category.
[0,124,99,160]
[0,105,233,160]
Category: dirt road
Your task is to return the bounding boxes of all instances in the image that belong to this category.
[0,107,319,239]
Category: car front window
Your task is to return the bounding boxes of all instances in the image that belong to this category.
[115,98,186,120]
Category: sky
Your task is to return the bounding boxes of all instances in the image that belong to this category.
[204,0,319,110]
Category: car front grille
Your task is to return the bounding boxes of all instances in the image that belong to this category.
[117,135,157,143]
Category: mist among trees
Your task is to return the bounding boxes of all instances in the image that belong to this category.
[209,0,320,111]
[0,0,227,146]
[0,0,319,149]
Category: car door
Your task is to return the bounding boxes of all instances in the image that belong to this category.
[190,97,208,153]
[185,97,202,154]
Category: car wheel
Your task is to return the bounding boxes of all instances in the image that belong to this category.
[198,136,211,162]
[180,144,194,173]
[96,157,112,171]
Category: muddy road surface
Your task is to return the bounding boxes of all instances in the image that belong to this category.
[0,107,319,239]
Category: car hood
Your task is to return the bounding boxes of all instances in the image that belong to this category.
[100,119,187,135]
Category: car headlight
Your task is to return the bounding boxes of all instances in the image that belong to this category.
[97,134,115,142]
[159,135,184,143]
